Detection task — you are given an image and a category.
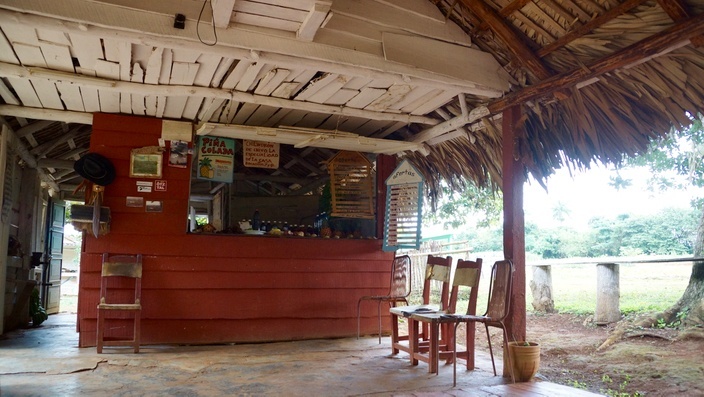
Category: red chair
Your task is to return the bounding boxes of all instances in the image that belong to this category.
[96,253,143,353]
[356,255,412,343]
[389,255,453,360]
[410,258,482,374]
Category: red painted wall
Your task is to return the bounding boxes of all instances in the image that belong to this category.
[77,113,394,347]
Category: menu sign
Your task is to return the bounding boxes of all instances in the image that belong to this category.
[196,136,235,183]
[243,140,280,169]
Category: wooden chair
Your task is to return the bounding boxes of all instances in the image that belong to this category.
[96,253,143,353]
[389,255,453,360]
[450,259,515,385]
[409,258,482,374]
[356,255,412,343]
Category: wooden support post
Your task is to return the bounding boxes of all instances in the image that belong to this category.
[502,105,526,376]
[375,154,396,239]
[530,265,555,313]
[0,126,8,335]
[595,263,620,324]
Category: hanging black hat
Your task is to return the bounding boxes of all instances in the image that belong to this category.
[74,153,116,186]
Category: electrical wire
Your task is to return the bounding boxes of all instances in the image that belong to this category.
[197,0,218,46]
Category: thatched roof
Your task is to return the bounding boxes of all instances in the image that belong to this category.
[0,0,702,200]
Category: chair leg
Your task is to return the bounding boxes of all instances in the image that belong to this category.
[377,300,382,344]
[453,322,460,387]
[356,298,362,340]
[391,313,400,355]
[484,323,497,376]
[134,310,141,354]
[96,309,104,354]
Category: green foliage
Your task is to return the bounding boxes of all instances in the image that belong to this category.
[423,179,502,230]
[29,289,48,327]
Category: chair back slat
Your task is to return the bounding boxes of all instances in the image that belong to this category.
[448,258,482,315]
[485,260,514,320]
[100,253,143,304]
[388,255,412,298]
[422,255,453,309]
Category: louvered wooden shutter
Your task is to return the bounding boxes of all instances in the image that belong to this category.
[383,160,424,252]
[327,151,375,219]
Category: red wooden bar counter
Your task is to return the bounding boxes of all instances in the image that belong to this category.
[77,113,394,347]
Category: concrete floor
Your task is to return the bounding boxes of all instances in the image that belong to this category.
[0,314,526,396]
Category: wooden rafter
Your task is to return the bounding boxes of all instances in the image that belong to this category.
[459,0,552,80]
[489,11,704,113]
[476,0,533,31]
[656,0,704,47]
[537,0,649,58]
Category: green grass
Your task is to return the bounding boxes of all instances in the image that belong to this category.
[408,261,692,316]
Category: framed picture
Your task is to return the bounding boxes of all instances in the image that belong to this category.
[130,151,163,178]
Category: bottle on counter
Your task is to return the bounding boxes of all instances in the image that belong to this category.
[252,209,261,231]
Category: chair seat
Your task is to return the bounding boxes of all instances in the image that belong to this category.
[98,303,142,310]
[390,304,440,317]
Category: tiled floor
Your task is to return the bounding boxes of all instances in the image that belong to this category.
[0,314,601,396]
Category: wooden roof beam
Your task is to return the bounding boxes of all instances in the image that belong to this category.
[211,0,236,28]
[297,2,331,41]
[459,0,553,81]
[537,0,649,58]
[489,11,704,114]
[0,121,60,192]
[656,0,704,47]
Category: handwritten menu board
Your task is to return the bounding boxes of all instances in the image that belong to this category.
[243,140,280,169]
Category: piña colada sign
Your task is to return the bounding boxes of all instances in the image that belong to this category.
[196,136,235,183]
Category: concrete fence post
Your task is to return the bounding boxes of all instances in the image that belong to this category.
[595,262,620,324]
[530,265,555,313]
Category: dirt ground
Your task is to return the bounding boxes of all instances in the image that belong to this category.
[518,313,704,397]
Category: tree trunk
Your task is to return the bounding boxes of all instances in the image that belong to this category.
[661,209,704,326]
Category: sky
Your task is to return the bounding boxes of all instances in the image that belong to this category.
[523,164,700,230]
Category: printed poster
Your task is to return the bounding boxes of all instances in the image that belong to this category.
[243,140,280,169]
[196,136,235,183]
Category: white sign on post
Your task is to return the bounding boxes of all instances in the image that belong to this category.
[243,140,280,169]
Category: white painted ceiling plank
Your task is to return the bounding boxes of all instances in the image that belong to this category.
[294,72,338,101]
[68,34,103,71]
[247,63,275,92]
[410,90,459,115]
[218,100,239,123]
[277,109,307,127]
[400,88,441,114]
[145,95,157,116]
[0,30,19,64]
[117,41,131,81]
[162,96,186,118]
[144,47,164,84]
[36,28,71,46]
[354,118,392,136]
[246,105,278,125]
[314,30,383,57]
[263,108,292,127]
[97,88,120,113]
[31,79,63,109]
[387,85,436,111]
[346,87,385,109]
[155,96,166,118]
[317,114,347,130]
[2,21,39,45]
[197,97,225,123]
[377,0,445,22]
[0,78,20,105]
[13,43,47,67]
[271,82,300,99]
[182,96,204,120]
[254,68,291,95]
[235,1,309,22]
[170,62,200,85]
[131,43,153,69]
[211,0,237,28]
[0,4,503,94]
[75,67,96,77]
[293,69,317,83]
[131,63,145,115]
[371,120,406,138]
[172,49,200,63]
[39,42,74,72]
[233,14,300,32]
[248,0,314,11]
[297,2,331,41]
[331,0,471,47]
[307,75,350,104]
[102,38,121,63]
[338,115,368,132]
[158,49,173,85]
[231,102,259,124]
[210,57,235,88]
[296,111,329,128]
[194,53,222,87]
[343,76,371,91]
[235,62,266,92]
[383,33,507,91]
[222,60,252,89]
[367,86,409,113]
[210,100,228,122]
[366,79,393,89]
[80,86,100,113]
[324,88,358,106]
[56,82,84,111]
